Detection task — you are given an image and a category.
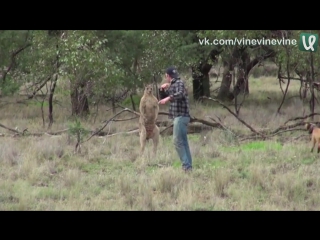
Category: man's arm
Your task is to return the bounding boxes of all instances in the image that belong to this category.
[159,83,170,100]
[169,81,186,100]
[160,88,170,99]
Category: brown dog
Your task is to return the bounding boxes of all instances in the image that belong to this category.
[305,123,320,153]
[139,84,160,156]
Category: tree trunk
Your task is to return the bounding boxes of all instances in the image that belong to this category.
[48,74,57,129]
[48,42,60,130]
[217,60,234,101]
[130,93,136,111]
[70,81,90,116]
[233,48,276,98]
[233,69,249,97]
[217,47,246,101]
[233,51,251,97]
[192,78,203,101]
[202,73,210,97]
[310,52,315,120]
[192,62,212,101]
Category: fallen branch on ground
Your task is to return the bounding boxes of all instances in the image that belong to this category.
[269,122,315,135]
[100,129,140,138]
[102,116,139,123]
[160,124,173,134]
[81,108,130,143]
[0,123,69,137]
[283,113,320,125]
[200,96,266,138]
[239,127,306,142]
[208,116,237,136]
[0,123,23,134]
[0,105,315,146]
[117,104,223,129]
[291,134,309,141]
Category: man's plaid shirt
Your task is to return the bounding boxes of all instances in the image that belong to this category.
[165,78,190,119]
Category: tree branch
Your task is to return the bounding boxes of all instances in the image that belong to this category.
[283,113,320,125]
[1,43,31,83]
[200,96,266,138]
[28,76,52,99]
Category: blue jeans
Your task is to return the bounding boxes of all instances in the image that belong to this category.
[173,116,192,170]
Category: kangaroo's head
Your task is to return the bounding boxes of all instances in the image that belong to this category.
[144,84,153,95]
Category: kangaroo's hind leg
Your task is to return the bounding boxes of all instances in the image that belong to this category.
[152,126,160,157]
[140,126,147,156]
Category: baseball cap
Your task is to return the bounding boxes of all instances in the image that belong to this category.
[166,66,179,78]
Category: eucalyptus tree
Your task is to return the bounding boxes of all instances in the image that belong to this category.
[95,30,144,100]
[173,30,221,101]
[107,30,222,102]
[17,30,123,120]
[0,30,31,96]
[197,30,278,101]
[57,30,121,117]
[139,30,187,99]
[273,30,320,116]
[91,30,185,110]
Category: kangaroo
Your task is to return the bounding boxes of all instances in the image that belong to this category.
[139,84,160,156]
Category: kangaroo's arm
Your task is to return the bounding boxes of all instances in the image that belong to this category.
[139,98,147,117]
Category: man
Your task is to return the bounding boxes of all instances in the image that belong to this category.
[158,66,193,172]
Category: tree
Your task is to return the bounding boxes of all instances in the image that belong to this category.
[198,30,278,101]
[58,30,122,117]
[274,30,320,117]
[4,30,320,122]
[0,30,31,96]
[176,30,221,101]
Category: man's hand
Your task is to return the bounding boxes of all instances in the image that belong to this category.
[160,83,169,90]
[158,96,171,105]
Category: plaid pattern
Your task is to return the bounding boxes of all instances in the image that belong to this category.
[165,78,190,119]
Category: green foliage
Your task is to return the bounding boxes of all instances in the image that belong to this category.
[30,100,49,107]
[0,30,227,104]
[0,77,20,96]
[197,30,320,89]
[2,30,320,114]
[178,30,219,64]
[121,95,141,107]
[0,30,30,68]
[68,118,90,141]
[20,30,57,82]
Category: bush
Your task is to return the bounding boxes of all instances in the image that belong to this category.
[0,78,21,96]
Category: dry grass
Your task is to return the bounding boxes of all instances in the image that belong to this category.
[1,74,320,210]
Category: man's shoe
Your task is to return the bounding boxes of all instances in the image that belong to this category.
[183,167,192,173]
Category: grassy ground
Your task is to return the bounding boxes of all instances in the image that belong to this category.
[1,75,320,210]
